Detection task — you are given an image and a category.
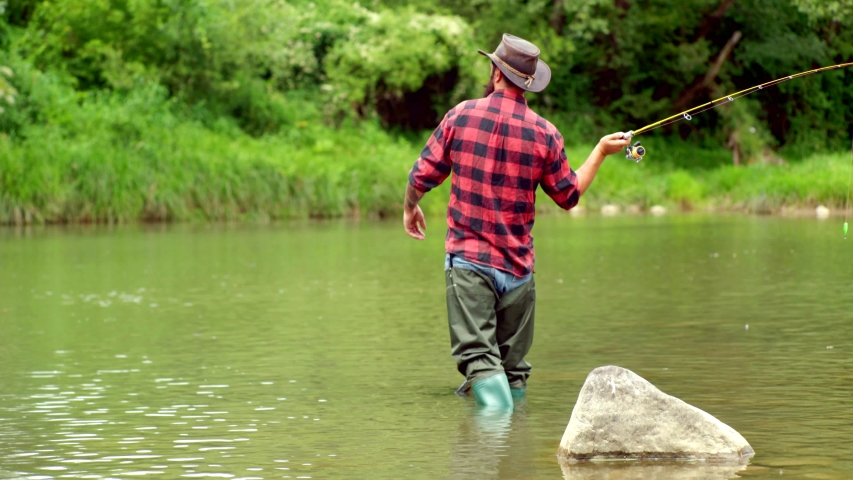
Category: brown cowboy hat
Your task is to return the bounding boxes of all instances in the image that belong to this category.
[478,34,551,93]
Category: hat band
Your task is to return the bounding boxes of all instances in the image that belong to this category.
[494,56,536,88]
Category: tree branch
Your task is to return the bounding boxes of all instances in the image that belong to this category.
[550,0,565,35]
[693,0,737,41]
[675,30,742,111]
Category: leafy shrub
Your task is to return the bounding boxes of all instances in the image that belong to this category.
[17,0,302,133]
[666,170,705,208]
[323,7,478,127]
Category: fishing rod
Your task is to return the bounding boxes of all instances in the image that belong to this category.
[622,62,853,162]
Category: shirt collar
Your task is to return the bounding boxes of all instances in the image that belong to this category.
[490,89,527,105]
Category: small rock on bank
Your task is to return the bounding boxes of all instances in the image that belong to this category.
[558,366,754,462]
[649,205,666,216]
[816,205,830,219]
[601,205,620,216]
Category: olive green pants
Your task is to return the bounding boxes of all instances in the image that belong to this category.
[445,267,536,389]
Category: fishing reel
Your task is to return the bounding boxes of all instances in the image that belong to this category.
[625,141,645,162]
[621,131,645,162]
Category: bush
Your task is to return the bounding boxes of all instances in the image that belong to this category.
[322,7,478,128]
[666,170,705,208]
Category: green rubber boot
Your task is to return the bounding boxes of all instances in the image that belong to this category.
[510,387,526,401]
[471,373,513,409]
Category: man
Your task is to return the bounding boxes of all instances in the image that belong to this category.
[403,34,629,409]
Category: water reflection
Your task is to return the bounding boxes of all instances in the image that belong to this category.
[450,402,538,479]
[558,460,748,480]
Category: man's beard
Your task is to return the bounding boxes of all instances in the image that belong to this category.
[483,73,496,97]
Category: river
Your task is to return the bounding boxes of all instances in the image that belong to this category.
[1,215,851,479]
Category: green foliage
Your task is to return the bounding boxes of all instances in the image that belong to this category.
[17,0,303,134]
[0,50,81,137]
[0,80,419,223]
[22,0,300,92]
[793,0,853,21]
[716,95,777,164]
[0,65,15,113]
[666,170,705,207]
[3,0,853,224]
[323,8,477,110]
[276,0,369,90]
[7,0,853,146]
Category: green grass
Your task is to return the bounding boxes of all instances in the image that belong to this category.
[0,80,423,224]
[0,122,421,224]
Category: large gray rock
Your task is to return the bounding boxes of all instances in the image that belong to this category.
[558,366,754,462]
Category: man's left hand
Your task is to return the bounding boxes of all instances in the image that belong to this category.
[596,132,632,156]
[404,206,427,240]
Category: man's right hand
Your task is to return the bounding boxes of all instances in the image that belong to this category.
[596,133,632,156]
[404,205,427,240]
[576,132,633,194]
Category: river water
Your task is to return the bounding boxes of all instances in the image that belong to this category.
[0,215,851,479]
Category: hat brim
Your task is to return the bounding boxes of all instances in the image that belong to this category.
[478,50,551,93]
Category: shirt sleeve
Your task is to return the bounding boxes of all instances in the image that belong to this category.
[540,132,580,210]
[408,111,453,193]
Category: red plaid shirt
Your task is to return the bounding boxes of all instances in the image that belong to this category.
[408,89,579,277]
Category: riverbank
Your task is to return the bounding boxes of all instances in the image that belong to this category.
[2,116,850,225]
[544,145,852,217]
